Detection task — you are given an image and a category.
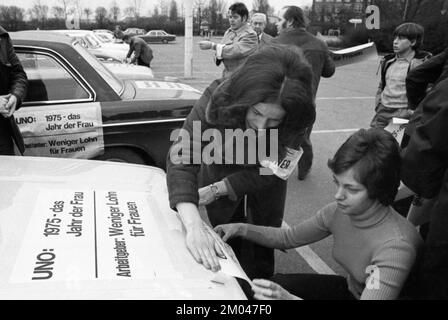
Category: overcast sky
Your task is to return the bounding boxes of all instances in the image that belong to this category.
[1,0,313,16]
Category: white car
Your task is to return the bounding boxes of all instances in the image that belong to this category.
[52,30,129,61]
[105,61,154,80]
[0,156,247,300]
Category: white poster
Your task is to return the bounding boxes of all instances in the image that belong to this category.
[331,42,379,68]
[15,103,104,159]
[10,189,180,283]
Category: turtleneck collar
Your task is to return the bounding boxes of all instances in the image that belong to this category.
[348,201,390,229]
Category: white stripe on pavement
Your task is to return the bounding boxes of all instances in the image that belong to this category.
[316,96,375,100]
[312,129,359,134]
[282,222,336,275]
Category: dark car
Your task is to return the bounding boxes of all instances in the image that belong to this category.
[11,31,200,169]
[139,30,176,44]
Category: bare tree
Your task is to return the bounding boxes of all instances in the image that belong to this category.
[51,6,65,19]
[252,0,271,14]
[110,1,121,22]
[169,0,178,21]
[29,0,49,23]
[159,0,169,16]
[127,0,143,19]
[72,0,83,18]
[0,6,25,30]
[56,0,72,19]
[83,7,92,21]
[95,6,108,26]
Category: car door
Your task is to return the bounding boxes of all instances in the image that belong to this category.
[13,48,105,160]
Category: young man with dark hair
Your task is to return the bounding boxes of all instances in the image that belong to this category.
[272,5,335,181]
[123,35,153,68]
[199,2,258,78]
[0,24,28,155]
[370,22,431,129]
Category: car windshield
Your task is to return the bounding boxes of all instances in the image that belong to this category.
[83,34,102,48]
[73,42,124,96]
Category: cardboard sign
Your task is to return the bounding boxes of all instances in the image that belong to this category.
[260,147,303,180]
[331,42,379,68]
[384,117,409,145]
[15,102,104,159]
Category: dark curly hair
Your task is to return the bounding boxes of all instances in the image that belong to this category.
[206,44,315,158]
[327,128,401,206]
[229,2,250,21]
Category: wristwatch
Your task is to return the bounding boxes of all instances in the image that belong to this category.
[210,183,221,201]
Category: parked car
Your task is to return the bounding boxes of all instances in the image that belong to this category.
[94,29,123,44]
[139,30,176,44]
[123,28,146,37]
[11,31,201,169]
[52,30,129,61]
[0,156,247,300]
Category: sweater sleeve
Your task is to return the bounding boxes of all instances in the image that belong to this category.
[243,205,333,249]
[166,80,220,210]
[360,239,418,300]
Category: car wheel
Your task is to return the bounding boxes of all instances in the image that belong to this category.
[163,39,168,44]
[95,148,146,165]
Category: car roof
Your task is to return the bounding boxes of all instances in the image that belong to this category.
[10,31,74,45]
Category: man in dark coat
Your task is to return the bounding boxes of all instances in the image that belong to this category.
[0,25,28,155]
[123,35,153,68]
[272,6,335,180]
[401,75,448,299]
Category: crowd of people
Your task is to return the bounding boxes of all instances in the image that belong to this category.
[168,3,448,300]
[1,1,447,300]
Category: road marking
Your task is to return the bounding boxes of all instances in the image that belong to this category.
[282,222,336,275]
[316,96,374,100]
[313,128,359,134]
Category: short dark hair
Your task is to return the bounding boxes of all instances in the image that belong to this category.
[122,34,130,41]
[327,128,401,206]
[282,6,306,29]
[393,22,424,50]
[229,2,249,21]
[207,45,315,158]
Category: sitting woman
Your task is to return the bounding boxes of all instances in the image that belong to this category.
[215,128,423,300]
[166,45,316,280]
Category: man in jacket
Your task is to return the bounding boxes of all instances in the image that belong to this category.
[123,35,153,68]
[401,76,448,299]
[272,6,335,180]
[0,25,27,155]
[199,2,258,78]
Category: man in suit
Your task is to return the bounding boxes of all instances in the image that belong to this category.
[251,13,272,46]
[123,35,153,68]
[273,6,335,180]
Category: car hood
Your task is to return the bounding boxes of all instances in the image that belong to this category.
[123,80,202,101]
[105,63,154,80]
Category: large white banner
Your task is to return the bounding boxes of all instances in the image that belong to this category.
[10,189,180,283]
[15,103,104,159]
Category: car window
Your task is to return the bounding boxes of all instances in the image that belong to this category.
[156,32,162,37]
[73,42,124,96]
[17,52,90,103]
[149,31,156,36]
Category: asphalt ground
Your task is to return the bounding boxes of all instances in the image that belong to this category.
[150,36,380,277]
